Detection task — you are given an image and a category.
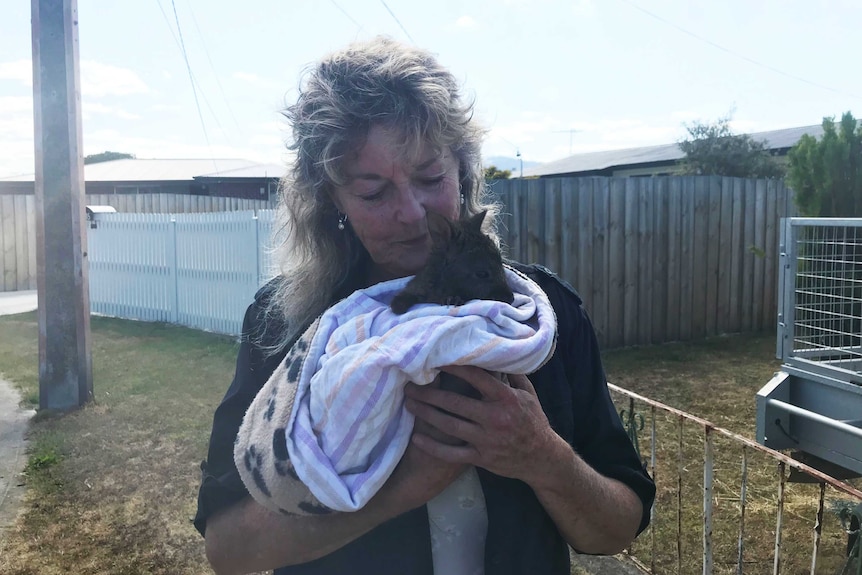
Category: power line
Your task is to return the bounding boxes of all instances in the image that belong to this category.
[170,0,212,164]
[154,0,230,147]
[617,0,862,101]
[184,0,243,135]
[380,0,415,44]
[329,0,363,31]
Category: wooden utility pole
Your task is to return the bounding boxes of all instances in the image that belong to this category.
[31,0,93,410]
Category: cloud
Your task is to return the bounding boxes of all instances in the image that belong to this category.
[0,60,31,84]
[455,15,477,29]
[83,129,274,163]
[232,72,284,90]
[483,114,697,163]
[0,97,35,176]
[0,96,33,115]
[80,61,149,97]
[570,0,595,17]
[0,59,148,97]
[82,102,140,120]
[233,71,262,83]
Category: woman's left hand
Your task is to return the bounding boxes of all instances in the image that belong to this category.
[403,365,556,484]
[405,365,645,555]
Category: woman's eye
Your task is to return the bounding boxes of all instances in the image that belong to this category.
[360,187,386,202]
[418,175,445,186]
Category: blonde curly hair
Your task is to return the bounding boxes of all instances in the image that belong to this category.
[265,36,500,352]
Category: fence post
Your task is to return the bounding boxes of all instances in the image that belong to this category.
[704,427,714,575]
[774,461,786,575]
[253,212,261,288]
[736,446,749,575]
[169,216,178,323]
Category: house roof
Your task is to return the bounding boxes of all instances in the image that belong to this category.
[522,124,825,177]
[195,163,286,180]
[0,158,267,183]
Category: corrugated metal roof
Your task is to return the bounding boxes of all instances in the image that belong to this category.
[82,158,260,181]
[523,124,825,177]
[195,163,286,180]
[0,158,264,183]
[0,173,35,182]
[522,142,683,177]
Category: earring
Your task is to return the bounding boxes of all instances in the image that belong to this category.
[337,213,348,231]
[459,184,465,205]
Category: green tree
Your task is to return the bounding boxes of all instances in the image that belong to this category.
[84,151,135,164]
[484,165,511,180]
[787,112,862,217]
[678,114,784,178]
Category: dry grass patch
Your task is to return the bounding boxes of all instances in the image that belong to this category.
[0,311,239,575]
[603,332,861,574]
[1,316,858,574]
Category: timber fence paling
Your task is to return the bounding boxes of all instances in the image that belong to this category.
[3,178,797,349]
[623,178,639,347]
[705,176,722,337]
[490,175,797,348]
[651,177,669,344]
[607,178,625,348]
[592,177,610,346]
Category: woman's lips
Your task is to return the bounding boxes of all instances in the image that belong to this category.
[399,235,429,247]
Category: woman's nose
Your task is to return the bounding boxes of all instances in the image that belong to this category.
[395,186,426,224]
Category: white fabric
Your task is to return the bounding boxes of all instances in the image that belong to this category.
[428,467,487,575]
[285,266,557,512]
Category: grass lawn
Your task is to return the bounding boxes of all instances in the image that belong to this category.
[603,333,861,575]
[0,311,239,575]
[0,314,857,574]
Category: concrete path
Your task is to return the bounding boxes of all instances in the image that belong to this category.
[0,290,37,544]
[0,380,34,543]
[0,290,37,316]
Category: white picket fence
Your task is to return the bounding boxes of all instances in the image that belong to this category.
[88,210,280,336]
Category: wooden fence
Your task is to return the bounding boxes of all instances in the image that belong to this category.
[0,193,274,291]
[1,177,797,349]
[490,176,797,348]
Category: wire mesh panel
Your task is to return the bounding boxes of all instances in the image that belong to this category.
[763,217,862,478]
[783,219,862,377]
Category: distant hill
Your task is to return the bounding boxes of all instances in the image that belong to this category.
[483,155,541,176]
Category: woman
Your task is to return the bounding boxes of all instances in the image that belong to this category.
[195,36,655,575]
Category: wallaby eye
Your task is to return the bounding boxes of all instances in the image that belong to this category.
[476,269,490,280]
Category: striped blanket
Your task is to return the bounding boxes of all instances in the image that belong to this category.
[234,265,557,515]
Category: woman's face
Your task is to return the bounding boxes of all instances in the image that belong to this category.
[332,124,461,282]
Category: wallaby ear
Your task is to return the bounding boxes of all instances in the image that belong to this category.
[467,210,488,233]
[426,211,454,243]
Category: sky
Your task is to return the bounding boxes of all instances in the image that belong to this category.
[1,0,861,178]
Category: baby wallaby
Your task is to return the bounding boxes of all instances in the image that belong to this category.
[389,210,514,315]
[390,210,514,413]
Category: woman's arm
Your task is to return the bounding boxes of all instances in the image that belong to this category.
[204,421,466,575]
[404,366,644,555]
[518,420,643,554]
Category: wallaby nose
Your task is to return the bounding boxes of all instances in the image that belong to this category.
[496,287,515,304]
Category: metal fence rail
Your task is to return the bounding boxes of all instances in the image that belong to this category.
[88,210,278,336]
[609,383,862,575]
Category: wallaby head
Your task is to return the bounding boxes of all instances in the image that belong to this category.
[389,210,514,315]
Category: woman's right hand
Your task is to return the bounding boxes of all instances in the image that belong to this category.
[205,399,464,575]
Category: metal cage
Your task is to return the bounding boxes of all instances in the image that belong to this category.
[758,218,862,476]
